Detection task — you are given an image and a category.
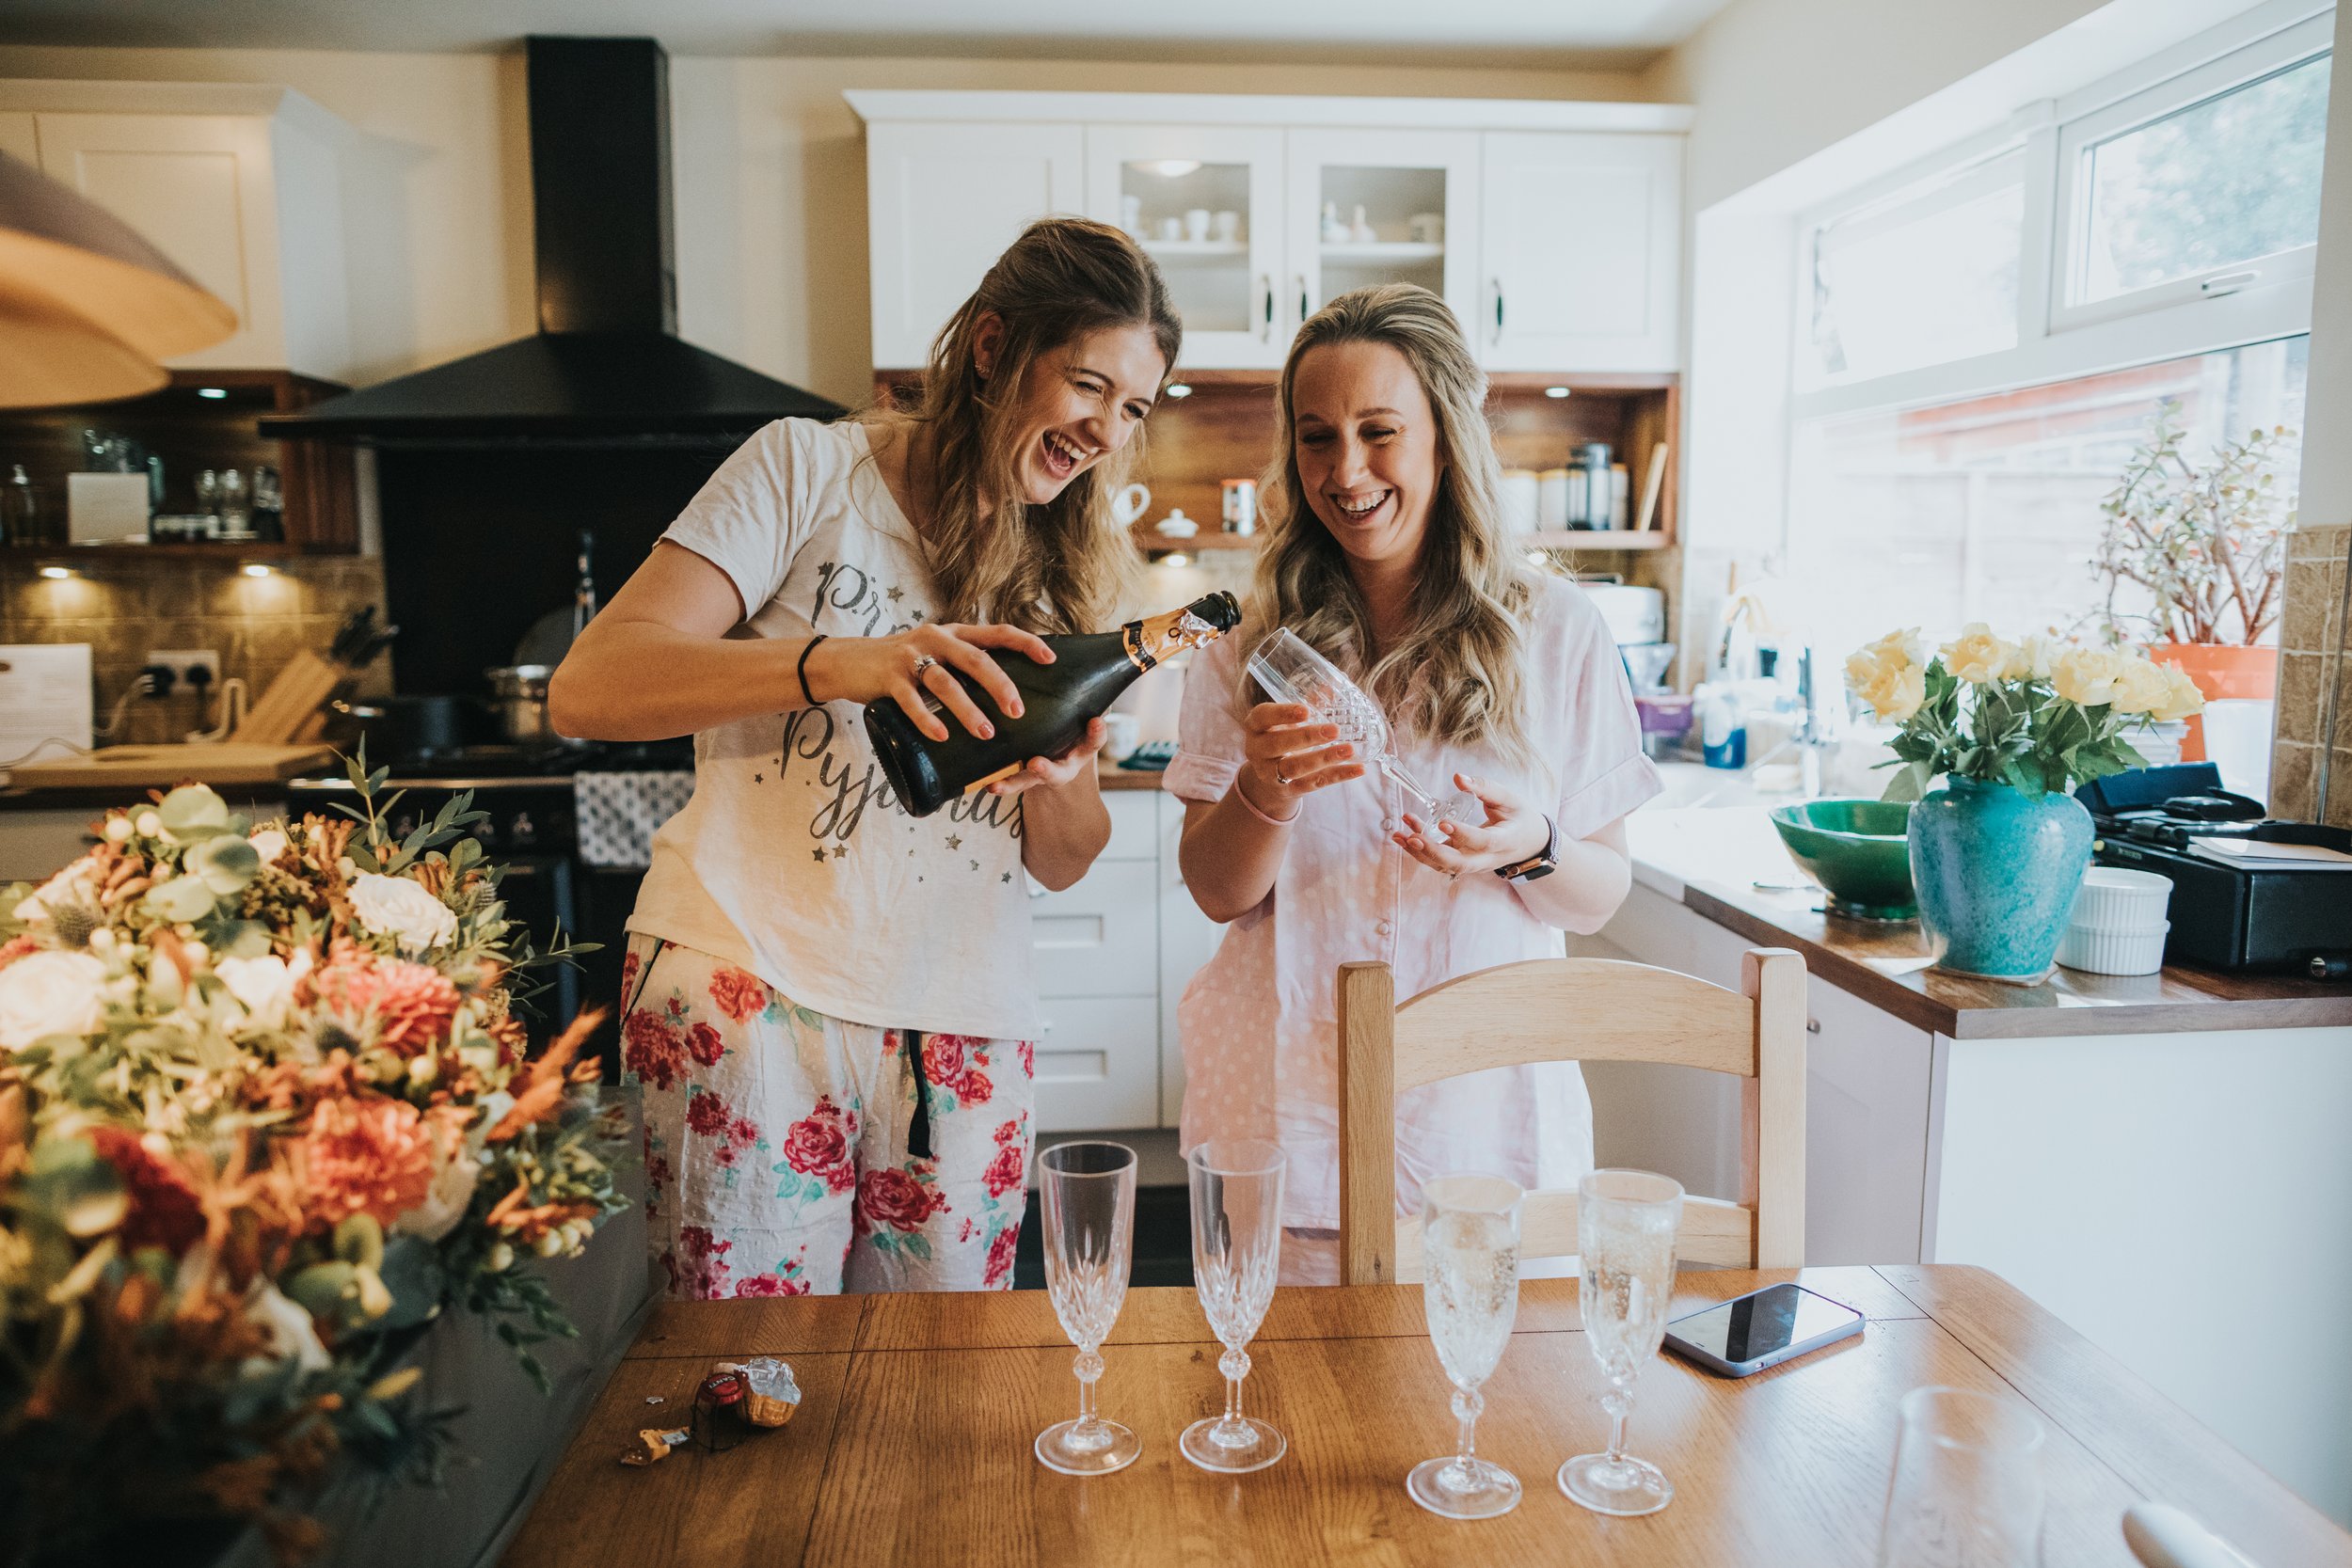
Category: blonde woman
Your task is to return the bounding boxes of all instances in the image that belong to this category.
[1170,284,1660,1284]
[550,218,1175,1296]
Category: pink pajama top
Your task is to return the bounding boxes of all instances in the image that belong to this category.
[1167,578,1662,1231]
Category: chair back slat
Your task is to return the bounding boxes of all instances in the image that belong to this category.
[1338,950,1808,1286]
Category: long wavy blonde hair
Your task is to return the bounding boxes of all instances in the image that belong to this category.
[1243,283,1536,761]
[867,217,1177,635]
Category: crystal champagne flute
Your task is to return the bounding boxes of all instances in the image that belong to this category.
[1035,1140,1143,1475]
[1876,1386,2046,1567]
[1246,627,1472,825]
[1408,1173,1525,1519]
[1182,1138,1287,1473]
[1561,1168,1683,1515]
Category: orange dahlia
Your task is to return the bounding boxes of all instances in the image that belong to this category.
[312,949,462,1056]
[295,1094,438,1231]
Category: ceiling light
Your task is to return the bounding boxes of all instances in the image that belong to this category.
[198,387,229,400]
[1161,552,1191,567]
[1165,382,1192,399]
[1544,386,1572,399]
[39,565,72,579]
[241,562,274,578]
[1144,159,1201,179]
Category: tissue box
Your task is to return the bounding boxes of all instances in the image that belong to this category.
[67,472,151,544]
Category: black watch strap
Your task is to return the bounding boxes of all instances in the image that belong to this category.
[1495,815,1559,882]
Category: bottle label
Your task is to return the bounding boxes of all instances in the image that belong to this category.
[962,761,1024,796]
[1122,608,1228,673]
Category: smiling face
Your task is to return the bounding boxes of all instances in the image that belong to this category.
[1288,340,1444,571]
[980,321,1167,506]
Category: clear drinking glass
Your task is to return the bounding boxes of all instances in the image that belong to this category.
[1407,1173,1524,1519]
[1561,1168,1683,1516]
[1035,1141,1144,1476]
[1182,1138,1287,1473]
[1876,1386,2046,1567]
[1246,627,1471,824]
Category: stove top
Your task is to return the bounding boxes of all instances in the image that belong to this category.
[300,736,693,786]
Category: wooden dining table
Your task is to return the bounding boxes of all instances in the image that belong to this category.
[502,1263,2352,1567]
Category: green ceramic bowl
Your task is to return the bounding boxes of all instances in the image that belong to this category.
[1769,799,1917,921]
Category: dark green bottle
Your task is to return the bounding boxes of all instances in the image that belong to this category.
[866,591,1241,817]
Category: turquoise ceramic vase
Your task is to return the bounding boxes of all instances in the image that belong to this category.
[1907,777,2093,980]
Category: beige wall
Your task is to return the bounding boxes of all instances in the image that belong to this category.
[0,45,1645,406]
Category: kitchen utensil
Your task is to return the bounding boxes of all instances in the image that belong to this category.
[1572,443,1614,530]
[1770,799,1916,921]
[513,530,599,668]
[1219,478,1256,534]
[1111,483,1152,528]
[234,652,348,744]
[328,605,377,665]
[1153,508,1199,538]
[8,743,335,790]
[1033,1141,1143,1476]
[216,467,250,537]
[1247,626,1470,824]
[1101,712,1141,762]
[1157,216,1184,242]
[1184,207,1212,242]
[1182,1139,1287,1474]
[3,465,40,545]
[2122,1502,2265,1568]
[2056,866,2175,975]
[1407,1173,1524,1519]
[1618,641,1677,693]
[326,695,492,759]
[1562,1169,1683,1516]
[485,664,563,744]
[1581,584,1666,645]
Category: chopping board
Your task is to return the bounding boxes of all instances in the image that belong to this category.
[8,743,338,790]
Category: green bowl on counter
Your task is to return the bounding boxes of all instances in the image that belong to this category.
[1769,799,1917,921]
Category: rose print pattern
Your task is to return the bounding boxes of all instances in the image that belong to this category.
[624,932,1036,1299]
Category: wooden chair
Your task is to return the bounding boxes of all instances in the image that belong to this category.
[1335,951,1808,1286]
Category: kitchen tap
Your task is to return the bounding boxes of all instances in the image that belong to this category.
[1795,646,1840,798]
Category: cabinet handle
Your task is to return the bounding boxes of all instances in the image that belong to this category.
[1040,1019,1055,1035]
[1259,274,1274,341]
[2200,269,2261,296]
[1296,275,1309,326]
[1490,277,1505,344]
[1806,1018,1822,1034]
[1026,875,1049,899]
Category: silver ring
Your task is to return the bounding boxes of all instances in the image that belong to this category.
[1275,768,1291,785]
[911,655,940,680]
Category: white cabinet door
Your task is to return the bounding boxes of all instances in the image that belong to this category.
[36,112,289,372]
[865,120,1084,369]
[1030,859,1158,1000]
[1157,790,1224,1129]
[1802,975,1931,1266]
[0,112,38,166]
[1478,131,1681,372]
[1085,124,1286,369]
[1031,995,1160,1132]
[1284,128,1481,344]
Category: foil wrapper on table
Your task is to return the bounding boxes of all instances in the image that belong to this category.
[715,1355,803,1428]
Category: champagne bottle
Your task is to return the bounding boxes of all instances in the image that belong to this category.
[866,591,1241,817]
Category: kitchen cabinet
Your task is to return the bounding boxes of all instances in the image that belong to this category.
[863,119,1084,371]
[0,112,36,166]
[1479,131,1681,372]
[1086,125,1287,369]
[848,92,1692,374]
[0,83,353,379]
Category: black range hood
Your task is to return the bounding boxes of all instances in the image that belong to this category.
[263,36,844,447]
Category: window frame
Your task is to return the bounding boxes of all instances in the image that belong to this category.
[1787,1,2328,429]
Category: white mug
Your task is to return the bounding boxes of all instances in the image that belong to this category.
[1111,483,1152,527]
[1156,216,1184,242]
[1212,209,1241,243]
[1101,711,1142,762]
[1184,208,1212,242]
[1120,193,1144,238]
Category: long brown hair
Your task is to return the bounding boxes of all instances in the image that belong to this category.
[871,216,1179,635]
[1245,283,1536,760]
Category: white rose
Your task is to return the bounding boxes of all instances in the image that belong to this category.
[0,950,106,1050]
[240,1281,331,1379]
[350,873,458,952]
[248,828,290,865]
[12,853,103,925]
[215,951,310,1033]
[393,1143,482,1243]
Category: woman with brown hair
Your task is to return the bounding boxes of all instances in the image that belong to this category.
[1171,283,1659,1284]
[549,217,1177,1296]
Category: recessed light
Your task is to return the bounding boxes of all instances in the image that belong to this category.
[1144,159,1201,179]
[198,387,229,400]
[1162,552,1191,567]
[241,563,274,578]
[39,565,72,579]
[1544,386,1572,400]
[1165,383,1192,399]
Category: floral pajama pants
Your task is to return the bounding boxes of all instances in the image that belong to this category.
[619,934,1036,1299]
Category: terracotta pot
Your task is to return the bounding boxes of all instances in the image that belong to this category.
[2150,643,2278,761]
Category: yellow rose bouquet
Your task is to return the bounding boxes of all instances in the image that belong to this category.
[1847,624,2203,802]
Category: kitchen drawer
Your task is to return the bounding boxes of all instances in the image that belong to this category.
[1102,789,1157,861]
[1030,994,1159,1132]
[1031,858,1157,998]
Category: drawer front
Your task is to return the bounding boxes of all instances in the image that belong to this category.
[1031,995,1159,1132]
[1102,789,1157,860]
[1031,859,1158,998]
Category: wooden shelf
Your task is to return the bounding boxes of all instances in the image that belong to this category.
[1321,241,1444,263]
[1141,239,1248,262]
[3,540,309,562]
[1131,526,1255,552]
[1524,530,1668,550]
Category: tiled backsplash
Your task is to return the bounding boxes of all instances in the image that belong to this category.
[1,556,391,747]
[2268,523,2352,828]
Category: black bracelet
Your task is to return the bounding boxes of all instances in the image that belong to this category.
[796,635,829,708]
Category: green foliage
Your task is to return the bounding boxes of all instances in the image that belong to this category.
[1878,656,2153,800]
[2095,403,2296,645]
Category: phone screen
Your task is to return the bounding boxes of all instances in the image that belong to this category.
[1670,1284,1860,1365]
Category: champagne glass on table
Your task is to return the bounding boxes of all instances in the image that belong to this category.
[1183,1139,1287,1473]
[1246,627,1472,826]
[1561,1168,1683,1516]
[1408,1173,1525,1519]
[1035,1141,1143,1475]
[1876,1386,2045,1567]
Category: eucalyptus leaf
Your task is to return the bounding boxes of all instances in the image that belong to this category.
[189,833,261,895]
[142,875,217,924]
[157,784,230,840]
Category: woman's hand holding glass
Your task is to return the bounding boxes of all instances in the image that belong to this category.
[1232,702,1364,821]
[1393,772,1550,877]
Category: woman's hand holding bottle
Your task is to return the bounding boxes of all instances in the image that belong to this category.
[807,623,1055,742]
[1232,702,1364,822]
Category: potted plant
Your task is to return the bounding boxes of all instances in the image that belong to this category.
[2094,404,2296,757]
[1847,626,2201,980]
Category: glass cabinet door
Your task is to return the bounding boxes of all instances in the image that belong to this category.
[1283,129,1481,342]
[1087,126,1286,369]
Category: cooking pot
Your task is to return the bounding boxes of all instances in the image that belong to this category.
[326,694,494,758]
[485,664,561,744]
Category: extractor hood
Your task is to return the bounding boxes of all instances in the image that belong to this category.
[262,36,845,447]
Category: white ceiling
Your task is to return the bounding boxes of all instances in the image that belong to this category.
[0,0,1734,64]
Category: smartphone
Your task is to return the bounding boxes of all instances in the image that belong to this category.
[1661,1283,1865,1377]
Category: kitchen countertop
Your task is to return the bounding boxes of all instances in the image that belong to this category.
[1098,760,1169,791]
[1628,808,2352,1039]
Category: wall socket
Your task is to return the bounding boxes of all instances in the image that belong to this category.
[146,650,220,690]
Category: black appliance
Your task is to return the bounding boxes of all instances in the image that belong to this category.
[2077,763,2352,978]
[261,37,845,447]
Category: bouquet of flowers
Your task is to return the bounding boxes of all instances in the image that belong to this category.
[1847,624,2204,801]
[0,755,628,1563]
